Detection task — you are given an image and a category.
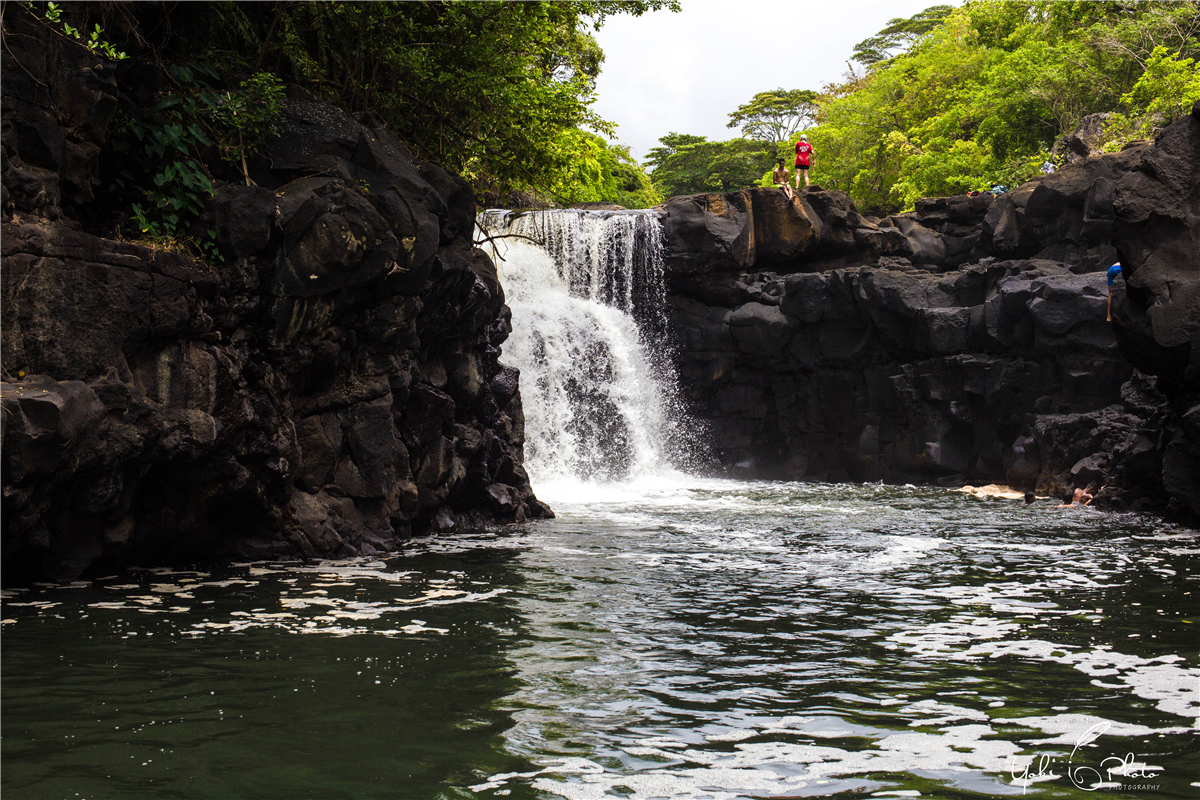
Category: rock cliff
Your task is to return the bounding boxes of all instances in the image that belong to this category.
[1,12,549,583]
[661,103,1200,524]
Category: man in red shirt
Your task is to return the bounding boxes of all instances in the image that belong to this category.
[794,134,814,189]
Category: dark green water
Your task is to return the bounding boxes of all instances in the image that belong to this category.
[3,481,1198,799]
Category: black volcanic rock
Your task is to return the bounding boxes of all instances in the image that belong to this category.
[661,107,1200,525]
[1112,101,1200,385]
[1,20,548,583]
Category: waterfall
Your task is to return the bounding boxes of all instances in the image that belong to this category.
[478,209,694,486]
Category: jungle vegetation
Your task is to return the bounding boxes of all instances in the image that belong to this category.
[13,1,1198,218]
[14,0,669,219]
[138,0,673,207]
[647,1,1200,213]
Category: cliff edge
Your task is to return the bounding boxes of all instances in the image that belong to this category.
[660,103,1200,524]
[1,13,549,583]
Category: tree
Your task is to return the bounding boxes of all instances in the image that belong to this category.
[851,5,955,66]
[644,134,774,197]
[548,132,660,207]
[1122,45,1200,126]
[643,132,709,172]
[726,89,819,143]
[116,1,680,199]
[799,1,1200,213]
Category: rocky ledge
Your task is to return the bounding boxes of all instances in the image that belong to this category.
[1,20,549,584]
[659,103,1200,524]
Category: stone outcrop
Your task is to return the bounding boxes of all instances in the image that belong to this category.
[1052,112,1116,165]
[1,13,549,583]
[661,103,1200,524]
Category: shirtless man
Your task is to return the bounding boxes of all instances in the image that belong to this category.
[794,134,814,189]
[772,160,794,200]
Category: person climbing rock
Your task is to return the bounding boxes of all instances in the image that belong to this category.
[1057,484,1101,507]
[1107,262,1123,322]
[772,160,794,200]
[794,134,814,189]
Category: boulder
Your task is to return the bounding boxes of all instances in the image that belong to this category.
[208,185,279,259]
[0,377,106,483]
[728,302,791,357]
[1054,112,1114,164]
[750,188,822,269]
[660,190,754,274]
[889,216,946,267]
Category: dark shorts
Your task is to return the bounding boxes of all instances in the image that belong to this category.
[795,163,809,170]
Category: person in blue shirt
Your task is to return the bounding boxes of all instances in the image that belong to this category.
[1107,262,1123,322]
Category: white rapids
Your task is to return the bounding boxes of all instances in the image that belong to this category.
[478,209,696,492]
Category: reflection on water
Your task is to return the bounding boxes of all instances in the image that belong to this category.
[3,480,1198,799]
[1,545,533,800]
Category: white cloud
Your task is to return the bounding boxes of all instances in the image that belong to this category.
[590,0,956,161]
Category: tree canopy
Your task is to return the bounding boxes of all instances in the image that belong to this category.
[851,5,955,66]
[726,89,819,143]
[641,2,1199,214]
[810,0,1200,212]
[549,132,660,207]
[644,133,775,197]
[111,0,675,206]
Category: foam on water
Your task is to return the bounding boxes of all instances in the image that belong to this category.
[4,495,1197,800]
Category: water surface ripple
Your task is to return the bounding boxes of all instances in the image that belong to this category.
[3,480,1198,799]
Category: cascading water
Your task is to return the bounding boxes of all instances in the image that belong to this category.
[7,223,1197,800]
[477,209,695,488]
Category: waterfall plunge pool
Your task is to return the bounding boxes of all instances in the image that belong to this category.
[3,211,1197,798]
[3,479,1198,799]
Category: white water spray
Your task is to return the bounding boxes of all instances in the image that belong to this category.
[479,209,695,490]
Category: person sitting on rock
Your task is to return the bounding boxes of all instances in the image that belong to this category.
[794,134,814,189]
[773,160,794,200]
[1107,262,1123,322]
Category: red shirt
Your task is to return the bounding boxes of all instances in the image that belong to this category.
[795,141,814,166]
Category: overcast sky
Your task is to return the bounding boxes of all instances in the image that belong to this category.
[590,0,951,161]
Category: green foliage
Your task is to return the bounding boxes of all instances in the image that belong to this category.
[110,67,285,260]
[804,0,1200,213]
[1092,45,1200,152]
[199,72,286,169]
[852,5,954,66]
[132,1,678,201]
[606,145,661,208]
[546,131,660,207]
[23,1,127,60]
[644,133,775,197]
[727,89,819,143]
[1122,45,1200,125]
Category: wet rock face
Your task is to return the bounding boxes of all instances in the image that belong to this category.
[661,107,1200,524]
[2,38,548,582]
